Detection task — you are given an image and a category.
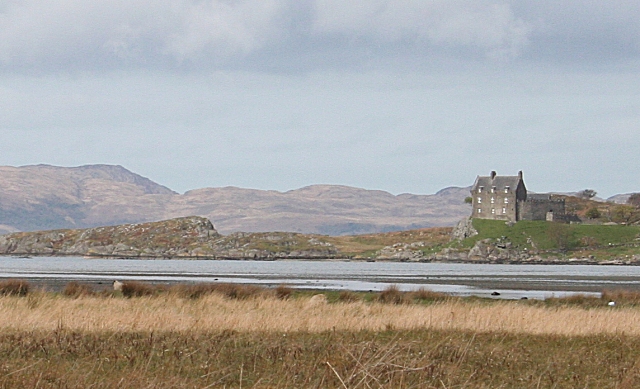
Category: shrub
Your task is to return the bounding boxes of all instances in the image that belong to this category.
[0,279,30,296]
[585,207,601,219]
[62,282,95,298]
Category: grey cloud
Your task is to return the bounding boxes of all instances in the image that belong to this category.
[0,0,288,71]
[512,1,640,62]
[312,0,531,60]
[0,1,638,73]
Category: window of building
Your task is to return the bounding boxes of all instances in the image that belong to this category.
[504,198,509,204]
[505,186,510,193]
[491,186,496,193]
[477,197,482,204]
[490,197,495,204]
[491,208,495,214]
[477,208,482,213]
[502,207,507,214]
[479,186,484,193]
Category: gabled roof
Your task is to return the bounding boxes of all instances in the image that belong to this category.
[471,171,524,192]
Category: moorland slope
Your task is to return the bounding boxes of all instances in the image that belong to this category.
[0,164,471,235]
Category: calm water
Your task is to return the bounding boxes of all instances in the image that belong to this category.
[2,256,640,299]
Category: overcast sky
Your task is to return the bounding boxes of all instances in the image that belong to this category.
[1,1,638,197]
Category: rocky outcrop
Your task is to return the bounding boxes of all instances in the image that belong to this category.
[375,242,428,261]
[0,217,338,259]
[451,217,478,241]
[467,238,530,262]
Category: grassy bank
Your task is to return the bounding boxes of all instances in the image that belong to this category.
[3,282,640,388]
[457,219,640,259]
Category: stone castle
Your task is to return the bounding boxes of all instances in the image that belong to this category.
[470,171,565,222]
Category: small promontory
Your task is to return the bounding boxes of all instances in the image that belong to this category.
[0,217,339,259]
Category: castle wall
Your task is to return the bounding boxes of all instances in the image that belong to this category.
[472,190,518,222]
[518,199,566,221]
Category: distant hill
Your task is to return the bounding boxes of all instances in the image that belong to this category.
[606,193,633,204]
[0,164,472,235]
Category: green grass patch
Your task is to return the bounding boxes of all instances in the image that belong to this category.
[461,219,640,254]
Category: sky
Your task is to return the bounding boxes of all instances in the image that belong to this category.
[1,1,639,198]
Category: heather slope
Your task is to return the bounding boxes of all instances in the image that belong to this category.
[0,164,471,235]
[0,164,175,231]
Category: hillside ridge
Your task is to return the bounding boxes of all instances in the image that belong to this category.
[0,164,472,235]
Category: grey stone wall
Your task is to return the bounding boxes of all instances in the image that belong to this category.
[471,188,519,222]
[518,199,566,221]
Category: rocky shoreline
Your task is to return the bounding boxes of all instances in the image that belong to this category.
[1,216,640,265]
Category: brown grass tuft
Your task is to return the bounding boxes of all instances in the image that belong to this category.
[169,282,268,300]
[120,281,156,297]
[377,285,409,304]
[274,284,293,300]
[0,279,29,296]
[338,290,361,302]
[62,282,95,298]
[410,287,452,302]
[169,283,218,299]
[545,293,602,308]
[602,289,640,306]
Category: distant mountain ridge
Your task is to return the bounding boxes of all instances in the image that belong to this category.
[0,164,469,235]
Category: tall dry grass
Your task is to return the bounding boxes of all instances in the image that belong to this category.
[3,284,640,388]
[2,292,640,336]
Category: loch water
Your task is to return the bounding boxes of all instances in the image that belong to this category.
[2,256,640,299]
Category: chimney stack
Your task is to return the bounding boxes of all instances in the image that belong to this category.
[490,171,497,179]
[518,171,523,180]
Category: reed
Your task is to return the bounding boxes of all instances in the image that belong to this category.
[2,286,640,388]
[2,326,640,388]
[2,291,640,336]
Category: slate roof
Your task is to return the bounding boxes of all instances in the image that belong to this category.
[471,171,523,192]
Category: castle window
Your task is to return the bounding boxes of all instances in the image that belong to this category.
[477,197,482,204]
[504,198,509,204]
[491,186,496,193]
[477,208,482,213]
[490,197,495,204]
[505,186,510,193]
[502,207,507,214]
[479,186,484,193]
[491,208,495,214]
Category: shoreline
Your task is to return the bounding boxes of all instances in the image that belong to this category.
[3,253,640,266]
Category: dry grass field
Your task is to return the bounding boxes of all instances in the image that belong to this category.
[3,291,640,336]
[2,281,640,388]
